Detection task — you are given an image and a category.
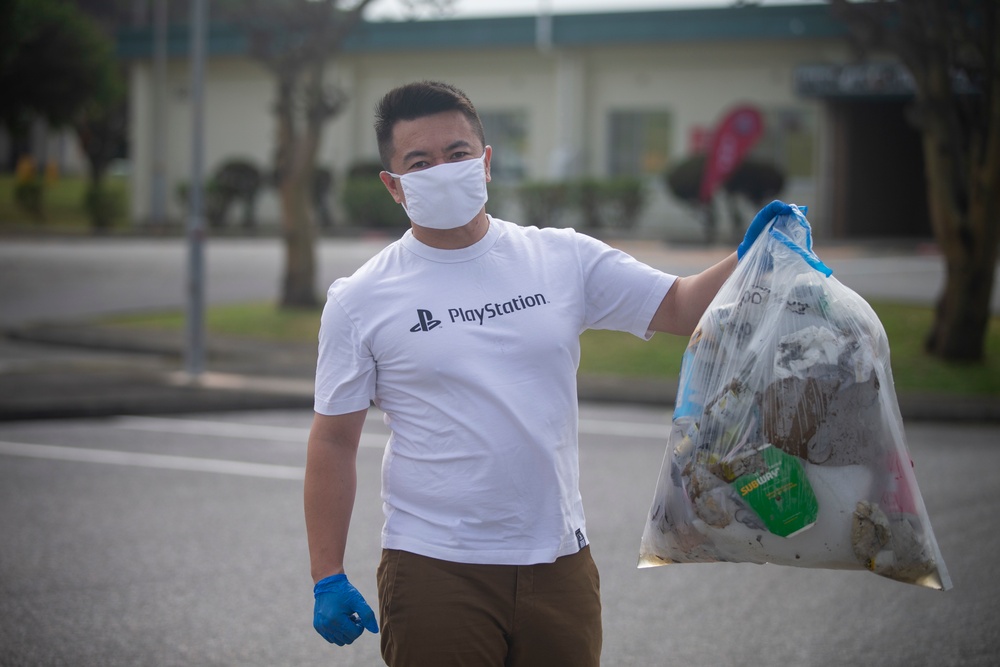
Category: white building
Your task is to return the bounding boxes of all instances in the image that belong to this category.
[119,4,930,241]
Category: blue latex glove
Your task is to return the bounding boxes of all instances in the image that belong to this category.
[313,573,379,646]
[737,200,794,260]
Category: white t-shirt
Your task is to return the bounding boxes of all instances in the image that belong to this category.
[315,217,676,565]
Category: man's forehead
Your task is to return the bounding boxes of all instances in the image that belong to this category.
[391,111,480,150]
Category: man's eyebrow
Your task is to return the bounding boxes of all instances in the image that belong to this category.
[401,140,474,165]
[445,140,474,152]
[401,148,429,165]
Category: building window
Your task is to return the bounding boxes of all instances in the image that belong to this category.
[480,110,528,183]
[608,110,671,178]
[753,108,816,179]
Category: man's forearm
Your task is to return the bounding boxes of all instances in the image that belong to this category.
[304,411,366,583]
[650,252,737,336]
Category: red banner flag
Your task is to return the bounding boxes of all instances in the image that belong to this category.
[699,105,764,203]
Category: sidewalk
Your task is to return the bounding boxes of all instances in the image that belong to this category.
[0,323,317,421]
[2,321,998,422]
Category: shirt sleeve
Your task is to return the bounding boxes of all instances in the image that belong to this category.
[313,292,376,415]
[574,231,677,339]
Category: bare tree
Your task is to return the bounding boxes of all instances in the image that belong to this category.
[209,0,449,307]
[226,0,375,308]
[830,0,999,362]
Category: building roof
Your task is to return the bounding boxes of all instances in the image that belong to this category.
[117,4,845,60]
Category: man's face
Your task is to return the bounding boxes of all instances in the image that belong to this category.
[379,110,491,207]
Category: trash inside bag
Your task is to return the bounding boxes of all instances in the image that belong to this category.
[637,206,952,590]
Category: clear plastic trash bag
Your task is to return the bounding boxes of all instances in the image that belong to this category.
[637,206,952,590]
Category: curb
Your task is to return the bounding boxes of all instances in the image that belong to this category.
[2,325,998,423]
[3,365,997,423]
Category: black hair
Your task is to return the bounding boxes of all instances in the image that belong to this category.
[374,80,485,170]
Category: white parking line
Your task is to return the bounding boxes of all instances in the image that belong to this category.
[115,415,667,443]
[0,414,667,480]
[113,416,388,449]
[0,440,305,480]
[115,416,312,441]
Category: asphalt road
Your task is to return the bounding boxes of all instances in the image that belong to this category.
[1,235,997,665]
[0,404,997,666]
[0,236,392,327]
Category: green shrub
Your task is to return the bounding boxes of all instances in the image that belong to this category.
[485,183,513,219]
[665,154,785,206]
[573,178,605,229]
[14,178,44,220]
[341,165,409,229]
[175,179,229,226]
[517,181,570,228]
[83,182,124,230]
[1,173,129,229]
[591,177,645,230]
[723,157,785,205]
[14,157,45,220]
[519,177,645,230]
[664,154,705,205]
[347,161,385,180]
[214,159,263,228]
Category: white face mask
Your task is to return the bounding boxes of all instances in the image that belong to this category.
[387,152,488,230]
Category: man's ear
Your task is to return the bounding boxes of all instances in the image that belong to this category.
[484,145,493,183]
[379,171,403,204]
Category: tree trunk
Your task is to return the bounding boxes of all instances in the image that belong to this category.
[829,0,1000,363]
[279,166,318,307]
[919,11,1000,362]
[274,72,320,309]
[246,0,378,310]
[926,124,1000,360]
[929,236,996,361]
[75,108,122,232]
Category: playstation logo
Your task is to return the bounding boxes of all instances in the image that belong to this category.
[410,309,441,332]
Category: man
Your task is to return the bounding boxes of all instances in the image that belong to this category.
[305,80,789,666]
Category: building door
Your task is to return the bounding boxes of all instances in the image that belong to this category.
[828,99,931,240]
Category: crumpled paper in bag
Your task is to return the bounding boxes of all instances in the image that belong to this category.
[637,206,952,590]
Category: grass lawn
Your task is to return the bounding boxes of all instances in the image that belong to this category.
[105,299,1000,397]
[0,173,130,231]
[581,301,1000,396]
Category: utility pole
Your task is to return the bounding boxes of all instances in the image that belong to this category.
[185,0,207,377]
[150,0,168,227]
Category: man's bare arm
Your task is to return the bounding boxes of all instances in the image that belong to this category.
[650,200,795,336]
[649,252,738,336]
[304,409,369,584]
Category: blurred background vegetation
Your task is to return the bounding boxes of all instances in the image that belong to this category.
[1,0,997,376]
[102,299,1000,396]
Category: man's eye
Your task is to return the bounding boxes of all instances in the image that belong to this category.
[408,161,430,170]
[449,152,470,161]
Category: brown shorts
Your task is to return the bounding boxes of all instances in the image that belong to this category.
[377,546,602,667]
